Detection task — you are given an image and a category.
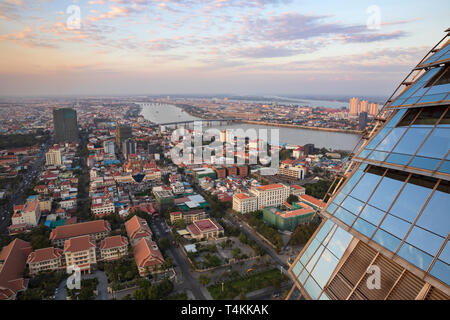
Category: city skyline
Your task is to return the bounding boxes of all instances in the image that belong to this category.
[0,0,449,96]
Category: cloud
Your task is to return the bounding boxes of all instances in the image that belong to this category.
[0,26,57,48]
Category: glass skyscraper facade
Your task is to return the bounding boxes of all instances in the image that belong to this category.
[53,108,79,144]
[287,31,449,300]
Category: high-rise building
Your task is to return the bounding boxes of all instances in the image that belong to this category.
[359,100,368,113]
[122,138,136,159]
[349,97,359,115]
[369,102,379,116]
[103,140,115,155]
[358,111,368,130]
[115,123,132,148]
[53,108,79,143]
[287,33,450,300]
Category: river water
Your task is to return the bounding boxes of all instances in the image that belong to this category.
[138,102,361,151]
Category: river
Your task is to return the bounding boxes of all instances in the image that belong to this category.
[138,102,361,151]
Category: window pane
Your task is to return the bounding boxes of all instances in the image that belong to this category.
[416,183,450,238]
[373,229,401,253]
[385,109,407,127]
[350,169,384,203]
[398,243,433,271]
[326,202,338,215]
[438,241,449,264]
[310,249,339,288]
[341,196,365,216]
[327,227,353,258]
[415,128,449,159]
[304,277,322,300]
[376,127,406,152]
[315,220,334,242]
[411,106,446,127]
[430,259,450,286]
[391,127,432,155]
[367,172,405,211]
[389,177,435,223]
[359,204,385,225]
[366,127,391,149]
[386,152,412,165]
[293,261,303,277]
[380,214,411,240]
[334,207,357,226]
[405,226,445,257]
[353,218,376,238]
[409,156,441,171]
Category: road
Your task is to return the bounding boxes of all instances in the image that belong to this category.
[0,140,50,234]
[151,216,208,300]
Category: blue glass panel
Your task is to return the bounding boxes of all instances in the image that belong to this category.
[315,220,334,242]
[353,218,376,238]
[438,160,450,174]
[357,149,370,158]
[398,243,433,271]
[319,293,330,300]
[298,267,308,285]
[326,202,338,215]
[341,196,365,216]
[430,259,450,286]
[385,109,407,127]
[391,127,432,155]
[304,277,322,300]
[409,156,440,171]
[425,83,450,95]
[416,188,450,238]
[367,150,388,161]
[438,241,449,264]
[333,192,347,205]
[416,128,449,159]
[403,96,420,105]
[334,207,357,226]
[340,168,365,195]
[380,214,411,240]
[376,127,406,152]
[327,227,352,258]
[306,244,324,272]
[386,153,412,165]
[366,127,391,148]
[300,238,320,265]
[350,171,383,203]
[373,229,401,253]
[310,249,339,288]
[418,93,447,103]
[389,181,433,223]
[359,204,385,225]
[292,261,303,276]
[367,174,404,212]
[405,226,444,256]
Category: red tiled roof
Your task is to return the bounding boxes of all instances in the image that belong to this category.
[64,235,96,253]
[125,216,152,241]
[0,239,32,300]
[100,235,128,250]
[50,220,111,241]
[27,247,63,263]
[299,194,326,208]
[133,238,164,269]
[256,183,285,191]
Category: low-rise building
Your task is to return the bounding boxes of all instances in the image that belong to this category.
[27,247,64,275]
[91,196,115,217]
[11,199,41,228]
[133,238,164,276]
[63,235,97,273]
[99,235,128,261]
[0,239,32,300]
[232,193,257,214]
[278,163,305,180]
[186,218,224,240]
[262,202,316,231]
[291,184,306,197]
[251,183,290,210]
[169,210,207,224]
[50,220,111,247]
[125,215,152,246]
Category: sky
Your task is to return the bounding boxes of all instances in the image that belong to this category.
[0,0,449,97]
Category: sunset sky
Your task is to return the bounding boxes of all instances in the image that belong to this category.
[0,0,449,96]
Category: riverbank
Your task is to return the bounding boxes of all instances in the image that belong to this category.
[174,103,362,135]
[241,120,362,135]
